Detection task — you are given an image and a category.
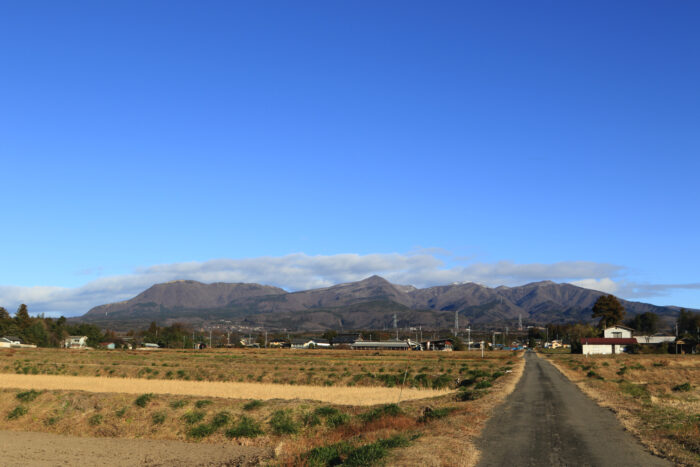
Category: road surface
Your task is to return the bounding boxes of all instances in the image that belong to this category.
[0,430,271,466]
[477,351,669,467]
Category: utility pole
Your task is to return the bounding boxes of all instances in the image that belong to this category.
[467,327,471,351]
[454,311,459,337]
[393,313,398,340]
[518,314,523,331]
[264,330,268,348]
[209,329,212,349]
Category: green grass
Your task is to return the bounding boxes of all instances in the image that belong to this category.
[7,406,28,420]
[211,411,231,428]
[134,393,154,408]
[152,411,167,425]
[243,399,263,411]
[269,410,299,435]
[302,435,415,467]
[418,407,455,423]
[358,403,403,423]
[181,410,206,425]
[169,399,188,409]
[194,399,212,409]
[225,415,264,439]
[88,414,103,426]
[187,423,216,439]
[619,381,650,399]
[16,389,42,402]
[672,382,692,392]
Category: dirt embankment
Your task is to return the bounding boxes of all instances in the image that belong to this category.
[0,429,271,466]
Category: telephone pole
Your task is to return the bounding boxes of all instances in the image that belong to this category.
[454,311,459,337]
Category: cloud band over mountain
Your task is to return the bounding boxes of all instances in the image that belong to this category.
[0,253,697,316]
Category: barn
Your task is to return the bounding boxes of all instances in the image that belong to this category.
[580,337,637,355]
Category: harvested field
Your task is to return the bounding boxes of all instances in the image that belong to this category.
[0,347,524,465]
[543,352,700,466]
[0,373,448,405]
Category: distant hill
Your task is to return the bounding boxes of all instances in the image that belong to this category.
[77,276,682,331]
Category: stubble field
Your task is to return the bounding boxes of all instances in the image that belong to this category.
[543,353,699,466]
[0,347,524,466]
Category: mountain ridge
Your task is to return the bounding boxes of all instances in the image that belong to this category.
[78,276,685,331]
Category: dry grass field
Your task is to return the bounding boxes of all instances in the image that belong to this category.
[543,353,700,466]
[0,347,524,466]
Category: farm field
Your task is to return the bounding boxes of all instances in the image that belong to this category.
[0,347,525,466]
[543,353,700,466]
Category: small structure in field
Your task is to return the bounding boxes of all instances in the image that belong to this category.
[99,342,116,350]
[63,336,88,349]
[350,340,410,351]
[290,338,313,349]
[309,338,331,348]
[635,334,676,345]
[581,337,637,355]
[268,338,290,348]
[420,339,454,351]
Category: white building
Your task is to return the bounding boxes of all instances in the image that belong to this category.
[635,335,676,345]
[603,325,633,339]
[63,336,88,349]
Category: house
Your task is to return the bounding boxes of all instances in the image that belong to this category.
[1,336,23,348]
[63,336,88,349]
[581,337,637,355]
[635,334,676,345]
[309,338,331,349]
[239,337,260,348]
[420,339,454,351]
[290,338,312,349]
[350,340,410,351]
[331,333,363,347]
[603,325,634,339]
[268,339,290,348]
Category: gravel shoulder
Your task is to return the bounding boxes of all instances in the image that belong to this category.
[0,429,272,466]
[476,351,670,467]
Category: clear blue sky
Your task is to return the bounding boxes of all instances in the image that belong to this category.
[1,1,699,315]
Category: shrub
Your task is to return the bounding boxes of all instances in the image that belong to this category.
[115,407,127,418]
[243,399,263,411]
[672,382,692,392]
[16,389,42,402]
[269,410,299,435]
[302,412,321,427]
[44,416,59,426]
[7,406,28,420]
[181,410,206,424]
[619,381,650,399]
[475,380,492,389]
[169,399,187,409]
[305,441,352,467]
[134,393,154,408]
[326,412,350,428]
[344,435,412,467]
[358,404,402,423]
[194,399,212,409]
[187,423,216,439]
[89,414,103,426]
[225,416,264,439]
[491,371,505,380]
[431,374,453,389]
[152,411,167,425]
[418,407,455,423]
[314,406,340,417]
[456,389,484,401]
[211,411,231,428]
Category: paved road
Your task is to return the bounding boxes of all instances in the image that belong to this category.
[477,351,669,467]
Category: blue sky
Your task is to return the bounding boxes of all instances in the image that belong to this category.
[1,1,699,316]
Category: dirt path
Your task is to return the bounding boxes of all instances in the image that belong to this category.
[0,430,272,466]
[476,351,670,467]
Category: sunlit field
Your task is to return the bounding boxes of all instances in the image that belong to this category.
[544,353,700,466]
[0,347,524,465]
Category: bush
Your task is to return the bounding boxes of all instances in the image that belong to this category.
[358,404,403,423]
[115,407,127,418]
[211,411,231,428]
[672,382,692,392]
[326,412,350,428]
[475,380,492,389]
[169,399,188,409]
[194,399,212,409]
[418,407,455,423]
[344,435,412,467]
[7,406,28,420]
[302,412,321,427]
[16,389,42,402]
[181,410,206,425]
[225,416,264,439]
[269,410,299,435]
[152,411,167,425]
[305,441,352,467]
[456,389,485,401]
[134,393,154,408]
[243,399,263,411]
[187,423,216,439]
[88,414,103,426]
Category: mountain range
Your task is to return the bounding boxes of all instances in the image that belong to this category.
[76,276,683,331]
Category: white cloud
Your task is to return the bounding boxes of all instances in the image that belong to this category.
[0,252,671,317]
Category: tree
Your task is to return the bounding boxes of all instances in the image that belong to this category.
[627,312,659,334]
[592,294,625,328]
[677,309,700,336]
[15,304,31,327]
[0,307,10,320]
